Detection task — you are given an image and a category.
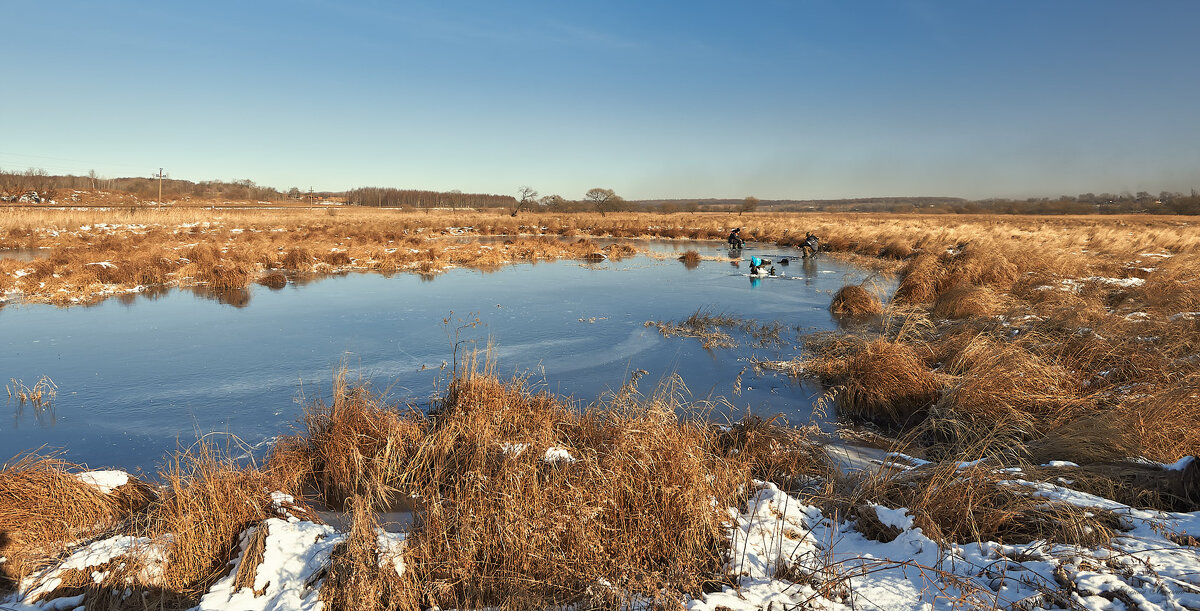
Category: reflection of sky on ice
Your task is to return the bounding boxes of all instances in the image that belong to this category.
[0,244,885,472]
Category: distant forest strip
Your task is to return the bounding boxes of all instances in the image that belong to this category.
[0,168,328,202]
[640,192,1200,215]
[3,166,1200,215]
[345,187,516,209]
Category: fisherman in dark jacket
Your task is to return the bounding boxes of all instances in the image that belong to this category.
[728,227,745,249]
[800,232,819,258]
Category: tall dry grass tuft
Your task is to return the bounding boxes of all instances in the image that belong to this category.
[878,239,913,260]
[395,370,750,608]
[320,495,414,611]
[271,363,760,609]
[281,246,314,271]
[273,369,428,510]
[829,284,883,317]
[1118,372,1200,463]
[714,415,830,487]
[816,339,941,428]
[930,285,1003,319]
[0,453,154,586]
[942,242,1019,290]
[678,249,702,269]
[895,256,940,302]
[147,442,287,600]
[919,334,1098,461]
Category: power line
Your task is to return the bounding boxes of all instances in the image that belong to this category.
[0,151,152,172]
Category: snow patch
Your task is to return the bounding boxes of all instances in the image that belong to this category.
[75,470,130,494]
[543,447,576,464]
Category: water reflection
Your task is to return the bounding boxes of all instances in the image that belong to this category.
[11,400,56,429]
[189,287,253,307]
[801,258,817,284]
[0,248,48,262]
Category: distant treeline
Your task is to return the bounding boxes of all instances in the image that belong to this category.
[345,187,516,209]
[0,168,336,202]
[5,166,1199,215]
[637,192,1200,215]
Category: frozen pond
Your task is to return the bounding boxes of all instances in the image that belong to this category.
[1,242,884,473]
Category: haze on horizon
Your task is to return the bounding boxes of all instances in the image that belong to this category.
[3,1,1198,202]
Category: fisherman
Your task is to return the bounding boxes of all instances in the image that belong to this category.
[749,255,776,277]
[800,232,820,258]
[727,227,745,249]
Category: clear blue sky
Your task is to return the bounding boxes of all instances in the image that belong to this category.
[3,1,1198,200]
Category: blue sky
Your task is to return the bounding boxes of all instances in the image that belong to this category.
[3,1,1198,200]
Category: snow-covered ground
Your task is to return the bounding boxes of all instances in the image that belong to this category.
[699,481,1200,611]
[5,470,1198,611]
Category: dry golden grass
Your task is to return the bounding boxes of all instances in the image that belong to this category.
[850,460,1119,547]
[930,284,1004,319]
[320,496,414,611]
[830,284,884,317]
[0,453,155,589]
[262,365,840,609]
[147,442,294,599]
[814,339,942,428]
[271,369,427,510]
[893,253,944,304]
[399,371,749,608]
[678,249,702,268]
[1116,372,1200,464]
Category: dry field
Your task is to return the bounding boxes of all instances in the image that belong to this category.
[3,207,1200,609]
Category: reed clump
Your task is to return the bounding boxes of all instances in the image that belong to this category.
[269,365,780,609]
[851,461,1119,547]
[678,249,702,268]
[830,284,883,317]
[930,284,1003,319]
[257,270,287,289]
[878,239,913,260]
[272,369,428,510]
[147,443,291,599]
[714,415,831,487]
[320,495,414,611]
[815,339,941,428]
[0,453,155,588]
[398,372,749,608]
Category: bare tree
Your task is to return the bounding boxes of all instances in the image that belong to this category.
[514,185,538,215]
[739,196,759,216]
[585,187,620,216]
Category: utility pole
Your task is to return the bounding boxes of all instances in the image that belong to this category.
[156,168,164,203]
[308,187,314,206]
